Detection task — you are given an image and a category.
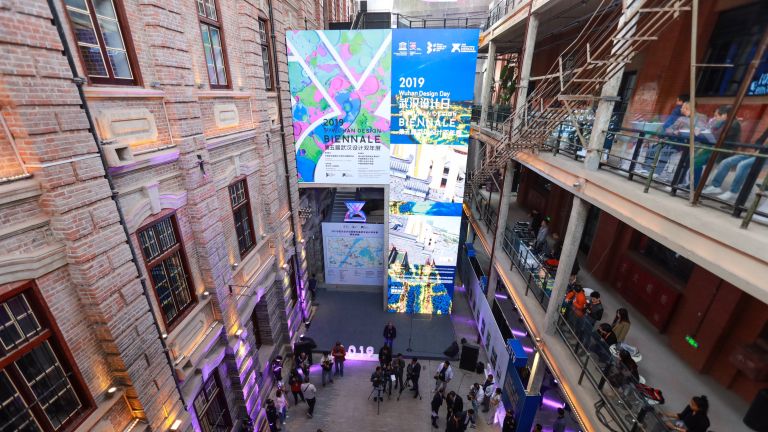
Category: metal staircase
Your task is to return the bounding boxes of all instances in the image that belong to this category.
[469,0,691,195]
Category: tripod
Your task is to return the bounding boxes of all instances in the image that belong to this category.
[368,384,384,415]
[406,313,414,352]
[397,375,422,401]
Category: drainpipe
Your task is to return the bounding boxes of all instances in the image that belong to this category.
[267,0,307,324]
[46,0,187,408]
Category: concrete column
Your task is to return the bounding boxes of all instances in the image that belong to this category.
[486,161,514,302]
[544,197,589,335]
[479,41,497,126]
[584,0,640,170]
[513,13,539,132]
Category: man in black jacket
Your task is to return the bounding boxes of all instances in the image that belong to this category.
[431,388,445,428]
[406,358,422,398]
[383,322,397,349]
[266,399,280,432]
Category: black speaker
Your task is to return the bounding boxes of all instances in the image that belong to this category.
[744,388,768,431]
[460,343,480,371]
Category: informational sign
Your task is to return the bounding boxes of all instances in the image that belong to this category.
[322,223,385,285]
[287,30,392,184]
[386,29,479,315]
[287,29,479,313]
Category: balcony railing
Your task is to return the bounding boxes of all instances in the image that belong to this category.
[484,0,525,31]
[472,104,513,133]
[466,196,673,432]
[393,13,486,29]
[474,109,768,229]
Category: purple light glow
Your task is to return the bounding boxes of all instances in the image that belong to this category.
[541,397,566,409]
[522,346,534,353]
[495,293,507,299]
[511,329,527,338]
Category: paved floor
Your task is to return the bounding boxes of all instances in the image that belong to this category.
[269,360,505,432]
[304,289,456,359]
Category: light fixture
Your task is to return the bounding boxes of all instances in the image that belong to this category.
[107,386,118,395]
[282,263,290,270]
[235,329,243,337]
[169,419,183,431]
[300,238,306,244]
[161,333,168,339]
[232,262,239,270]
[202,291,210,298]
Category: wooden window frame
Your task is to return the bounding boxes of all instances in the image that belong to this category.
[197,0,231,90]
[0,282,95,432]
[62,0,141,86]
[137,212,197,332]
[258,17,275,91]
[229,178,257,258]
[193,372,232,432]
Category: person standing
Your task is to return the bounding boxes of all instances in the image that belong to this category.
[288,372,305,405]
[298,351,310,379]
[487,388,502,425]
[468,384,481,425]
[642,94,689,177]
[301,377,317,418]
[378,345,392,369]
[448,391,463,421]
[553,408,566,432]
[445,392,456,421]
[393,354,406,390]
[582,291,604,339]
[407,357,422,398]
[533,218,550,255]
[502,409,516,432]
[383,322,397,349]
[431,388,445,428]
[332,341,346,377]
[308,273,318,301]
[434,360,454,393]
[612,309,631,343]
[445,413,463,432]
[480,374,495,412]
[266,399,280,432]
[320,351,334,386]
[275,390,288,425]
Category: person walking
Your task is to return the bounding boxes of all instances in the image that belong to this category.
[275,389,288,425]
[431,388,445,428]
[468,384,481,426]
[266,399,280,432]
[320,351,334,386]
[552,408,566,432]
[487,388,502,425]
[434,361,454,393]
[289,372,305,405]
[407,357,422,399]
[301,377,317,418]
[383,322,397,349]
[331,341,346,377]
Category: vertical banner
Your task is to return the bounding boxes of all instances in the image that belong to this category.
[286,29,479,314]
[387,29,479,314]
[286,30,392,184]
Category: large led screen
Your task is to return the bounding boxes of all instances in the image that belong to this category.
[287,29,479,314]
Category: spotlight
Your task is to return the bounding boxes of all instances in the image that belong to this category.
[169,419,183,431]
[107,386,118,395]
[282,263,290,270]
[235,329,243,337]
[202,291,210,298]
[161,333,168,339]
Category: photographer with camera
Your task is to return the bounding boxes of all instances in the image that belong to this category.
[370,366,386,402]
[433,360,453,393]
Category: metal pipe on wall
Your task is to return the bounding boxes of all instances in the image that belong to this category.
[46,0,187,409]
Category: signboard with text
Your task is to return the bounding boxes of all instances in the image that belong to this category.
[322,223,385,286]
[287,29,479,313]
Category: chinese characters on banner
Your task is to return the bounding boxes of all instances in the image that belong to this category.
[287,29,479,313]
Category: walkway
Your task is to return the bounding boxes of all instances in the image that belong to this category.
[470,194,748,432]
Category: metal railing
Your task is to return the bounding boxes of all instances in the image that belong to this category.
[501,225,555,310]
[393,13,486,29]
[472,104,513,133]
[484,0,525,31]
[555,313,670,432]
[539,118,768,228]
